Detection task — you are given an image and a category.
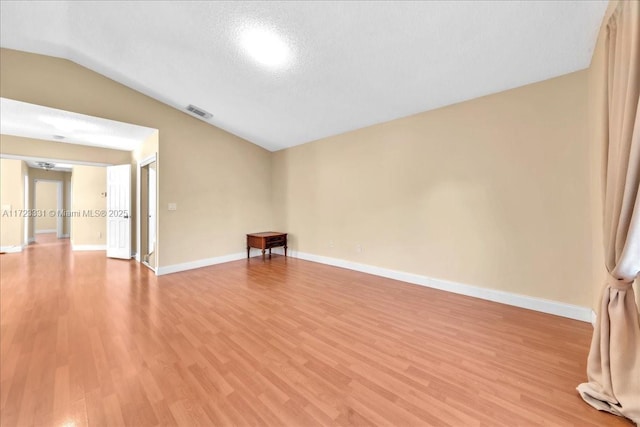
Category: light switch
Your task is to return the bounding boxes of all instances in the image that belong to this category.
[168,203,177,211]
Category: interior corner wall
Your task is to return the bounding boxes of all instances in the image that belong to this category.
[0,49,273,269]
[588,9,609,312]
[273,70,592,308]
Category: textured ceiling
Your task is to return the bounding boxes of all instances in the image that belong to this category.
[0,98,156,151]
[0,1,607,151]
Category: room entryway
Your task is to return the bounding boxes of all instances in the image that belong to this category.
[138,155,157,272]
[33,179,63,243]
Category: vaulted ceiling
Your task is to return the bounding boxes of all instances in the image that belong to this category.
[0,1,607,151]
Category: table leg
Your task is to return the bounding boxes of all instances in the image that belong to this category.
[247,246,250,259]
[261,248,266,258]
[284,245,287,257]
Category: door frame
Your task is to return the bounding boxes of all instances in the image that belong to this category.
[33,178,64,239]
[137,153,158,273]
[23,174,29,246]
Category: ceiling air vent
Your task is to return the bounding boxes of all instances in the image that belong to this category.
[186,104,213,120]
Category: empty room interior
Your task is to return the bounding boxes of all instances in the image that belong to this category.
[1,1,639,427]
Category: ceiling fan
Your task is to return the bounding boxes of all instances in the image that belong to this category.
[36,161,56,171]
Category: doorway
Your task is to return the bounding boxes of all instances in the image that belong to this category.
[138,156,157,271]
[33,179,63,242]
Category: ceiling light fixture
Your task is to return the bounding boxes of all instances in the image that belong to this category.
[239,25,292,69]
[37,161,56,171]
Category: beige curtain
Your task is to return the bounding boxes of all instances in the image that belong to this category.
[577,1,640,425]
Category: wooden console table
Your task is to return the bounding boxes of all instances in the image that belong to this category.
[247,232,287,259]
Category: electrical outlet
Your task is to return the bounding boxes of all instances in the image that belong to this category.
[356,244,362,253]
[98,231,102,238]
[329,240,334,248]
[168,203,177,211]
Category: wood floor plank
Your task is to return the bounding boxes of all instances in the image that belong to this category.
[0,234,633,426]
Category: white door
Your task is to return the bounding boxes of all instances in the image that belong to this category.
[106,164,131,259]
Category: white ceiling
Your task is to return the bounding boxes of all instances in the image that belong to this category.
[0,1,607,151]
[0,98,156,151]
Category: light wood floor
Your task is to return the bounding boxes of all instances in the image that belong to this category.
[0,236,630,426]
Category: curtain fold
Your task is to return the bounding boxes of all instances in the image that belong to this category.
[577,1,640,425]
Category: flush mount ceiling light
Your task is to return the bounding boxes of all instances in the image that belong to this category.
[36,161,56,171]
[239,25,292,69]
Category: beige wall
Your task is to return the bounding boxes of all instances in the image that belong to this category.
[0,134,132,165]
[134,130,159,162]
[0,159,25,249]
[70,165,106,247]
[0,46,615,310]
[588,2,611,311]
[273,70,592,307]
[63,172,71,236]
[21,160,27,244]
[1,49,273,268]
[34,180,58,231]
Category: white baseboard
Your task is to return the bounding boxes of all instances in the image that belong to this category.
[35,229,57,234]
[72,244,106,251]
[284,249,593,323]
[152,247,593,323]
[0,246,22,253]
[157,252,246,276]
[60,234,69,238]
[591,310,597,327]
